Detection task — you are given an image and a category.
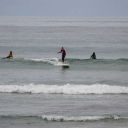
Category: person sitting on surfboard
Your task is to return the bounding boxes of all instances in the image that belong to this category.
[90,52,96,59]
[58,47,66,63]
[6,51,13,58]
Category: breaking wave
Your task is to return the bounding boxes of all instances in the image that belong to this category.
[0,83,128,95]
[0,115,128,122]
[24,57,59,66]
[24,58,128,64]
[1,57,128,68]
[41,115,128,122]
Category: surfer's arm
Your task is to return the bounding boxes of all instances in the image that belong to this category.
[57,50,62,53]
[90,54,93,58]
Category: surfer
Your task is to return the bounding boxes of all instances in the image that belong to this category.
[90,52,96,59]
[58,47,66,63]
[4,51,13,59]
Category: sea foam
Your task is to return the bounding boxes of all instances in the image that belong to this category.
[0,83,128,94]
[41,115,128,122]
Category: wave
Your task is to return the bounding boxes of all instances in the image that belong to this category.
[24,57,59,66]
[66,58,128,64]
[1,57,128,67]
[24,58,128,63]
[0,83,128,94]
[41,115,128,122]
[0,115,128,122]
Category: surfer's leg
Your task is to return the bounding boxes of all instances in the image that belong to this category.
[62,55,64,63]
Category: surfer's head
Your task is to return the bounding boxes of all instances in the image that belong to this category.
[61,47,64,50]
[10,51,12,54]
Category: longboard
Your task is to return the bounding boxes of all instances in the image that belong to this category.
[57,62,70,68]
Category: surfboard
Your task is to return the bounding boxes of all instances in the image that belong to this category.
[57,62,70,68]
[2,57,13,59]
[2,56,20,59]
[61,63,70,68]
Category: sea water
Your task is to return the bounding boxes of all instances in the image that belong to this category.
[0,16,128,128]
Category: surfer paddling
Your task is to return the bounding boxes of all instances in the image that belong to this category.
[58,47,66,63]
[3,51,13,59]
[7,51,13,58]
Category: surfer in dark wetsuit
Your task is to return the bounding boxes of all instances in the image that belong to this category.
[90,52,96,59]
[58,47,66,63]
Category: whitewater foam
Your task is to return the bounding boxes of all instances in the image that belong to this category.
[1,115,128,122]
[0,83,128,94]
[41,115,128,122]
[24,58,59,65]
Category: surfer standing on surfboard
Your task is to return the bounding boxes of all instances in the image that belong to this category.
[58,47,66,63]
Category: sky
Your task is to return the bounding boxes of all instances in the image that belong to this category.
[0,0,128,17]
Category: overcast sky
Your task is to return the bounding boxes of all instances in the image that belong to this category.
[0,0,128,17]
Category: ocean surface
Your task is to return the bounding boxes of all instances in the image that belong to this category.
[0,16,128,128]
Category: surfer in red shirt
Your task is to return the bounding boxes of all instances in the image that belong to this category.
[58,47,66,63]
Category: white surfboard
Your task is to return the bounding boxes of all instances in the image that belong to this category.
[57,62,70,68]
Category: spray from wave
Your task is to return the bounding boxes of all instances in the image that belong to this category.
[24,57,59,66]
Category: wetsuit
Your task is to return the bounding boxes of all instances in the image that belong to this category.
[91,53,96,59]
[59,49,66,62]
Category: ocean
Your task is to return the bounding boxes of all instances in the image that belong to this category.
[0,16,128,128]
